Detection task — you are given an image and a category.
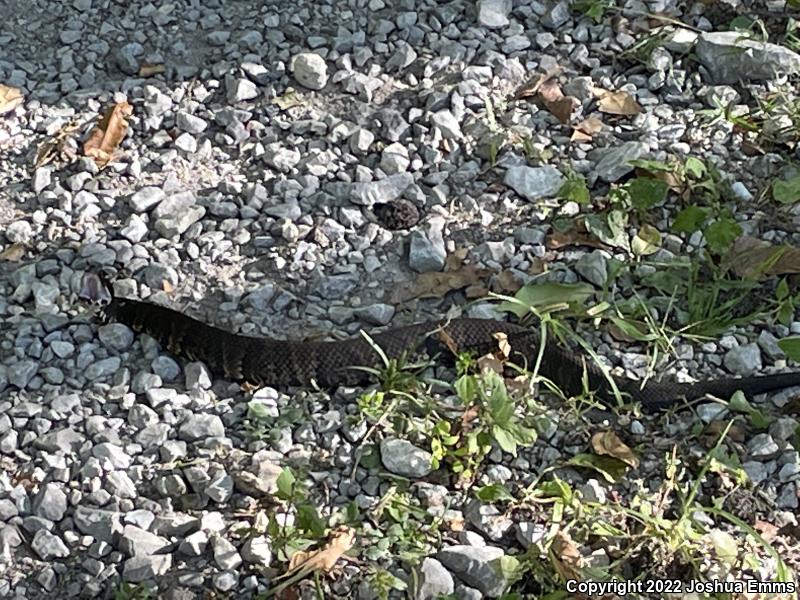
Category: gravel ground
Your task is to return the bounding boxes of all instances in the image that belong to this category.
[1,0,800,598]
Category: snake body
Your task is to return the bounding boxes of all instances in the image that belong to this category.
[102,296,800,411]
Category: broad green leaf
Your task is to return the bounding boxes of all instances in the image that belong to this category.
[629,158,672,172]
[475,483,516,502]
[773,175,800,204]
[455,374,477,403]
[626,177,668,211]
[585,209,629,251]
[672,205,708,233]
[684,156,706,178]
[708,530,738,565]
[296,504,326,537]
[276,467,296,500]
[500,282,595,317]
[567,453,628,483]
[492,425,519,456]
[631,223,662,256]
[537,478,573,502]
[705,217,742,254]
[778,336,800,361]
[558,176,590,204]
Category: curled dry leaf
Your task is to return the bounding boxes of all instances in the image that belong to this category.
[591,430,639,469]
[284,526,355,575]
[571,116,603,143]
[537,78,577,124]
[596,89,643,116]
[35,120,80,168]
[391,263,489,303]
[83,101,133,167]
[0,84,24,115]
[550,531,583,582]
[725,236,800,280]
[511,66,563,100]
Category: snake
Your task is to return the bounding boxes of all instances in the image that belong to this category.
[80,274,800,411]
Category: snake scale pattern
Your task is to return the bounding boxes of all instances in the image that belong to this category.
[101,295,800,411]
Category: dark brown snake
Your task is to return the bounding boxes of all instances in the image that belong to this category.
[98,295,800,412]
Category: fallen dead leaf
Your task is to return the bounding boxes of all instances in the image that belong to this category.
[391,263,490,303]
[0,84,24,115]
[753,520,779,542]
[0,243,26,262]
[272,91,305,110]
[547,220,611,251]
[83,101,133,167]
[597,89,643,116]
[511,66,563,101]
[550,531,583,582]
[591,430,639,469]
[571,116,603,143]
[725,236,800,280]
[537,78,577,124]
[285,527,354,574]
[138,63,166,77]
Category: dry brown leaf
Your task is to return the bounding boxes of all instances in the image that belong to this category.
[547,220,610,251]
[591,430,639,469]
[0,84,24,116]
[391,264,489,303]
[537,79,577,124]
[570,117,604,143]
[445,247,469,270]
[83,101,133,167]
[725,236,800,280]
[597,90,643,116]
[511,66,563,100]
[0,243,26,262]
[284,527,355,576]
[550,531,583,582]
[476,353,505,375]
[138,63,166,77]
[493,269,523,294]
[436,327,460,355]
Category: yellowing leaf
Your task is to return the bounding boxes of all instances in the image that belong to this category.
[631,224,662,256]
[591,430,639,469]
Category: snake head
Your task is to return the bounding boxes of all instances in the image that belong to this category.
[79,271,116,321]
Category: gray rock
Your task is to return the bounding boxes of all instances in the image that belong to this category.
[32,167,51,193]
[212,535,242,570]
[504,165,564,201]
[436,544,508,597]
[32,483,67,522]
[330,173,414,207]
[477,0,510,28]
[541,0,570,29]
[292,53,328,90]
[98,323,134,351]
[757,330,784,361]
[85,357,121,380]
[695,32,800,84]
[116,42,143,75]
[574,250,609,287]
[106,471,138,498]
[8,360,38,389]
[592,142,648,182]
[176,111,208,134]
[122,554,172,582]
[723,343,762,377]
[241,535,271,565]
[748,433,780,460]
[130,187,165,212]
[179,414,225,441]
[31,530,69,560]
[119,525,170,557]
[121,214,148,243]
[93,443,131,469]
[380,438,433,478]
[227,78,259,102]
[464,500,513,541]
[179,530,208,556]
[409,220,446,273]
[430,110,462,139]
[416,557,454,600]
[354,303,395,326]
